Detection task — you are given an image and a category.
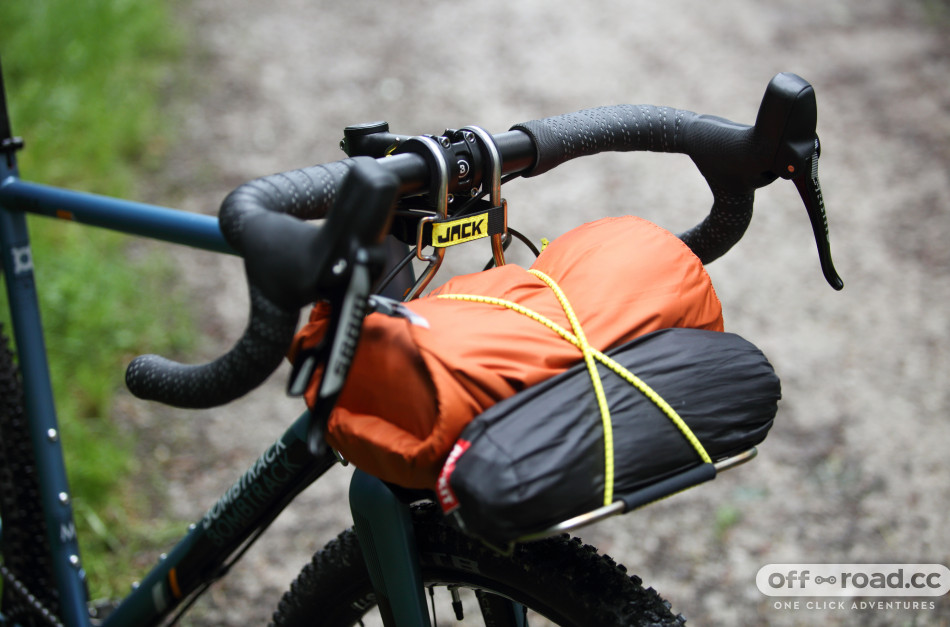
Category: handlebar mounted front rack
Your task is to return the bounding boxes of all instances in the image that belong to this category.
[334,124,770,553]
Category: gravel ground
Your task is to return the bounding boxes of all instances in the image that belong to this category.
[129,0,950,624]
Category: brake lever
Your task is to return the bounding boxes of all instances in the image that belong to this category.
[756,73,843,291]
[791,138,843,290]
[285,157,399,455]
[290,253,374,456]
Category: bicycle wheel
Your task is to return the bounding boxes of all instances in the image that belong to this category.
[0,324,62,625]
[272,503,685,626]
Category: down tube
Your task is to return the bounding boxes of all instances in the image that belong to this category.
[103,411,338,627]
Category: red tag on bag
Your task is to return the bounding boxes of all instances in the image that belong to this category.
[437,439,471,513]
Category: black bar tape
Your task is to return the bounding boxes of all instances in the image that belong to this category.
[219,160,354,254]
[514,105,763,264]
[511,105,696,177]
[677,187,754,264]
[126,284,298,408]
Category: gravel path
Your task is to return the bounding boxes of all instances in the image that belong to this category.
[134,1,950,624]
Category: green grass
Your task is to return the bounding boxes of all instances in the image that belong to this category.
[1,0,195,599]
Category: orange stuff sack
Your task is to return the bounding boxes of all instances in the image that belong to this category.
[289,216,723,489]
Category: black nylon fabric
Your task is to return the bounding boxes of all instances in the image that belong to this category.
[446,328,781,544]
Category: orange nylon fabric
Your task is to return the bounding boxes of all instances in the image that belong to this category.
[289,216,724,489]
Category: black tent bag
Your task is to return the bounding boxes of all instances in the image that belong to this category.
[440,328,781,544]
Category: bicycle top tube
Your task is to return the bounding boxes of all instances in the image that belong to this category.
[0,179,233,255]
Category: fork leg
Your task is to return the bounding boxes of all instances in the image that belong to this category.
[349,469,431,627]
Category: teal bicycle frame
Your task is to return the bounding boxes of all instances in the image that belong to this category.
[0,92,438,625]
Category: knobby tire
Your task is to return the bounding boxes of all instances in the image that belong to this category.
[272,503,685,627]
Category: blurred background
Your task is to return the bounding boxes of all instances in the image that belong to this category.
[2,0,948,625]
